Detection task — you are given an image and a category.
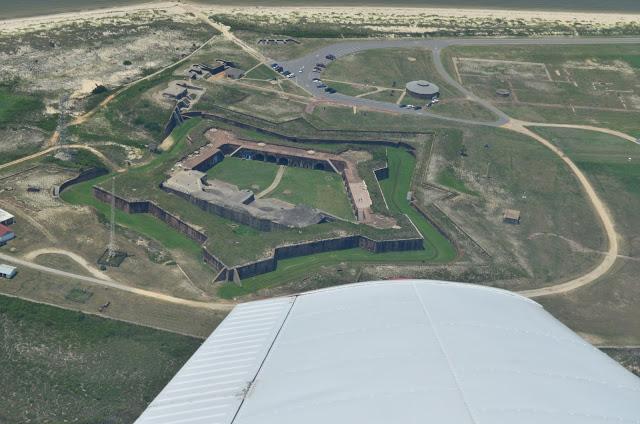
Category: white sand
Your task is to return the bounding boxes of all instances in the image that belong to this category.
[2,1,639,34]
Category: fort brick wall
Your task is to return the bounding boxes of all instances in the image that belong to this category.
[58,167,109,194]
[161,185,285,232]
[92,185,427,284]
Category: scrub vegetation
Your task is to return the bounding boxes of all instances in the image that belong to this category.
[0,295,200,424]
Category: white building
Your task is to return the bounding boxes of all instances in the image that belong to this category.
[0,264,16,279]
[135,280,640,424]
[0,208,14,225]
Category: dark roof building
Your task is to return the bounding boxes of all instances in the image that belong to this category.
[503,208,521,224]
[406,80,440,99]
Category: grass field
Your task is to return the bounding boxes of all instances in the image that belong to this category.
[63,120,445,269]
[421,125,605,290]
[0,295,200,424]
[218,147,456,298]
[443,44,640,135]
[325,81,376,97]
[271,166,354,220]
[207,156,280,192]
[198,81,306,122]
[361,89,404,103]
[530,127,640,344]
[323,48,461,98]
[244,63,279,80]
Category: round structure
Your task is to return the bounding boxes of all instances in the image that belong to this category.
[405,80,440,100]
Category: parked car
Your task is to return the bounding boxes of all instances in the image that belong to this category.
[326,54,336,60]
[413,106,422,110]
[271,63,279,69]
[316,63,326,68]
[312,78,321,83]
[283,70,291,76]
[317,83,327,88]
[324,87,336,93]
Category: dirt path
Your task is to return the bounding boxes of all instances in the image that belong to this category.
[0,144,122,172]
[0,200,57,243]
[500,120,620,299]
[524,122,639,145]
[0,252,235,311]
[256,165,286,199]
[23,248,109,280]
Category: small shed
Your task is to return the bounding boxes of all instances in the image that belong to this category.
[503,209,521,224]
[0,224,15,245]
[0,208,15,225]
[0,264,16,279]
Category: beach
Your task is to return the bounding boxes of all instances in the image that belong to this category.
[2,1,640,34]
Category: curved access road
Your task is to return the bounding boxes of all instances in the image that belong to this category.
[24,248,110,280]
[0,143,122,172]
[282,36,640,127]
[280,35,640,297]
[523,122,639,145]
[0,252,234,311]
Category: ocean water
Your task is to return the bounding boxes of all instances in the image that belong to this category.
[1,0,640,20]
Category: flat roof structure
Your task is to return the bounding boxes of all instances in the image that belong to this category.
[135,280,640,424]
[406,80,440,99]
[0,264,16,278]
[0,208,14,224]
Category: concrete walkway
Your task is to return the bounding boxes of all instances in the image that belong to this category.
[256,165,286,199]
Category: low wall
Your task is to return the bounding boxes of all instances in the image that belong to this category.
[162,185,284,232]
[59,167,109,194]
[231,234,424,280]
[92,185,426,284]
[93,186,207,244]
[184,111,418,151]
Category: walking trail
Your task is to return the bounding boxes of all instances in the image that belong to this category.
[501,120,621,298]
[0,252,234,311]
[256,165,286,199]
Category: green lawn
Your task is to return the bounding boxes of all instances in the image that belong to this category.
[207,156,280,192]
[326,81,374,97]
[436,166,478,195]
[379,148,456,262]
[219,147,457,298]
[0,295,200,424]
[61,119,206,257]
[244,64,279,80]
[271,166,355,220]
[362,89,404,103]
[323,47,461,98]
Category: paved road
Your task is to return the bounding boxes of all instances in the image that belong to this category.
[281,36,640,126]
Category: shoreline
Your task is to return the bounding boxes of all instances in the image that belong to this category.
[2,1,640,33]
